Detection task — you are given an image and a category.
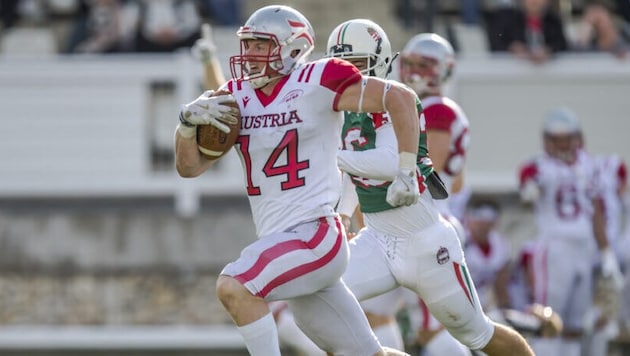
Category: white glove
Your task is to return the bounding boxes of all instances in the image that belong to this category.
[191,23,216,64]
[600,248,625,291]
[520,180,540,202]
[386,152,420,207]
[179,90,239,135]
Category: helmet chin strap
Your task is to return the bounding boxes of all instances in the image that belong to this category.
[245,62,284,89]
[245,63,271,89]
[250,76,270,89]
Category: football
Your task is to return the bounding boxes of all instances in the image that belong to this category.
[196,90,241,159]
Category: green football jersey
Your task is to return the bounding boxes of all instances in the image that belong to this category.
[341,99,431,213]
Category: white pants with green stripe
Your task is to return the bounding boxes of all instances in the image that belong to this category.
[343,211,494,350]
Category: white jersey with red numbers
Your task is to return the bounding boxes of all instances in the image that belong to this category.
[519,150,600,332]
[463,230,511,310]
[519,150,600,243]
[594,154,627,250]
[421,95,470,215]
[223,57,361,237]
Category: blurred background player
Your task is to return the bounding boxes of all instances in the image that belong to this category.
[328,19,534,356]
[462,197,512,313]
[583,151,627,356]
[395,32,473,355]
[593,153,628,266]
[175,5,422,356]
[517,106,624,356]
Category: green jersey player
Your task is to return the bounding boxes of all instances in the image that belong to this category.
[327,19,534,356]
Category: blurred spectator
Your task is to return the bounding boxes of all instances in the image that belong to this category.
[132,0,202,53]
[1,0,53,30]
[202,0,242,26]
[615,0,630,40]
[571,1,628,57]
[395,0,438,32]
[0,0,21,30]
[460,0,483,25]
[64,0,128,53]
[486,0,568,64]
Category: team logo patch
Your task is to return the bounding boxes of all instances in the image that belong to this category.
[436,246,450,264]
[281,89,303,104]
[242,96,251,108]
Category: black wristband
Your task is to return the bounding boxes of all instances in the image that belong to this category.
[179,112,195,127]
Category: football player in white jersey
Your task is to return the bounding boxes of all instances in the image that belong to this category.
[328,21,533,356]
[594,154,628,264]
[175,5,421,356]
[583,153,627,356]
[398,33,471,226]
[462,198,512,313]
[517,107,624,356]
[396,32,475,355]
[191,23,328,356]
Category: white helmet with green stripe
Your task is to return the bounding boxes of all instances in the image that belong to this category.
[326,19,393,79]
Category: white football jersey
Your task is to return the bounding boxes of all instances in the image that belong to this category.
[224,58,361,237]
[519,150,599,242]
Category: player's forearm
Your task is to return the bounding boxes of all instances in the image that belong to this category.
[337,173,359,218]
[338,127,398,180]
[203,56,227,90]
[592,198,610,250]
[175,132,214,177]
[338,148,397,180]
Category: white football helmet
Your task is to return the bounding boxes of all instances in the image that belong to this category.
[326,19,393,79]
[399,33,455,95]
[542,107,582,163]
[229,5,315,88]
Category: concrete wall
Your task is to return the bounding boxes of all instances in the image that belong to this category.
[2,52,628,198]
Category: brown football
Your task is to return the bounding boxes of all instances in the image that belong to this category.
[196,90,241,159]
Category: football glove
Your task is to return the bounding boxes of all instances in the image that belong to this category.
[386,152,421,207]
[600,248,624,291]
[386,168,420,207]
[179,90,239,134]
[520,180,540,203]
